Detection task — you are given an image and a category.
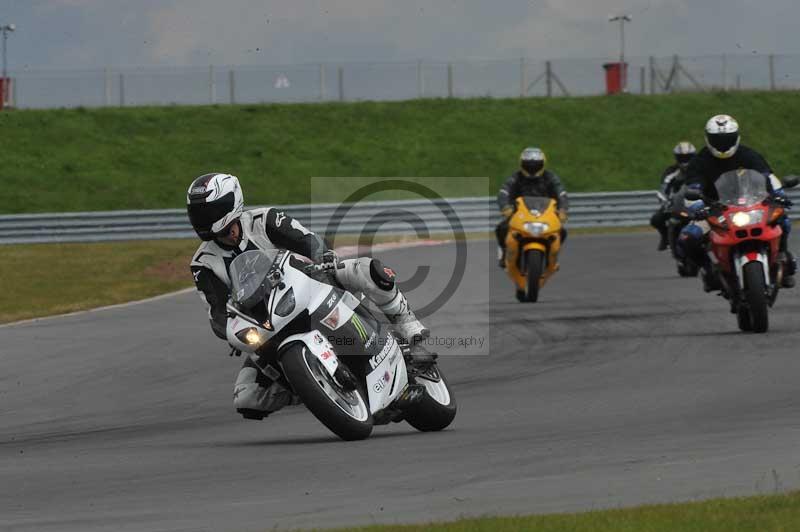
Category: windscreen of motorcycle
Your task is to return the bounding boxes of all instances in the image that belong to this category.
[522,196,552,215]
[714,169,769,207]
[229,250,281,308]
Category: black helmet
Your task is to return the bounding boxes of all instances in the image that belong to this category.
[519,147,546,177]
[186,173,244,241]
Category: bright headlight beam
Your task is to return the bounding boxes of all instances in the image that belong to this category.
[245,328,261,345]
[731,212,751,227]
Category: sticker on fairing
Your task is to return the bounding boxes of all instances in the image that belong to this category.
[300,330,339,375]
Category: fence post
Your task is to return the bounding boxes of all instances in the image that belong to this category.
[640,66,645,94]
[447,63,453,98]
[519,57,526,97]
[319,63,326,101]
[209,65,216,104]
[769,54,776,90]
[545,61,552,97]
[736,75,742,90]
[649,56,655,94]
[229,69,235,104]
[104,67,111,106]
[119,73,125,106]
[417,60,424,98]
[721,54,727,91]
[338,66,344,101]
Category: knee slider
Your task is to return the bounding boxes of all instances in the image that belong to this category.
[369,259,396,292]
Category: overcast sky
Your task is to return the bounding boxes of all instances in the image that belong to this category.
[4,0,800,71]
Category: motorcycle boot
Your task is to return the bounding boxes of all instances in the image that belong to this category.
[379,290,430,345]
[701,267,722,293]
[781,251,796,288]
[657,233,668,251]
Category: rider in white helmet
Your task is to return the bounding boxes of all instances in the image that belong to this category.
[679,115,795,290]
[187,173,432,420]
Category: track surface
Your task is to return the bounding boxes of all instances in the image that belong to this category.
[3,234,800,531]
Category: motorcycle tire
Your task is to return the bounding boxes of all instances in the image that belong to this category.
[736,305,752,331]
[404,365,457,432]
[743,262,769,333]
[281,343,374,441]
[524,249,544,303]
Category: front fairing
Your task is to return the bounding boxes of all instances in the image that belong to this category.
[509,196,561,236]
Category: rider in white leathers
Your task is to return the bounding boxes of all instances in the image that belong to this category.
[187,173,431,420]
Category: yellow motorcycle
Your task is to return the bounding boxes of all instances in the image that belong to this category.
[504,196,564,302]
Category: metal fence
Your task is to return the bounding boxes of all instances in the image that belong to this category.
[6,53,800,109]
[3,189,799,245]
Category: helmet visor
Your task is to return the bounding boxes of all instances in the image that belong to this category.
[521,160,544,176]
[707,132,739,153]
[675,153,694,165]
[187,191,235,240]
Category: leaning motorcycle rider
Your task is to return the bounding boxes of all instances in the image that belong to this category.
[650,141,696,251]
[495,147,569,268]
[678,114,796,290]
[187,173,432,421]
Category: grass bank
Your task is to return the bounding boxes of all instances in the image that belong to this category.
[322,491,800,532]
[3,91,800,214]
[0,239,197,324]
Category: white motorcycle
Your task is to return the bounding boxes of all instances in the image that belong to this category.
[225,249,457,441]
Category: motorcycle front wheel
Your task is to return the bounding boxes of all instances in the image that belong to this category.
[743,262,769,333]
[281,343,374,441]
[524,249,544,302]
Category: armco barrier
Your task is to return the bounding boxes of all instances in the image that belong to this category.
[1,189,798,245]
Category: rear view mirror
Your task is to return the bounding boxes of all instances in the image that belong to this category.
[782,175,799,189]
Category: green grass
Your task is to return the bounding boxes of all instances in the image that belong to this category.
[3,91,800,214]
[0,239,198,324]
[0,233,474,324]
[319,491,800,532]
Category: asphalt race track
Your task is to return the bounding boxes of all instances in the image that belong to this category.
[3,233,800,532]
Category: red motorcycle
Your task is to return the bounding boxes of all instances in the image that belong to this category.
[688,169,798,333]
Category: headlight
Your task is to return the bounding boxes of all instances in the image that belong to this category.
[523,222,549,236]
[731,210,763,227]
[236,327,264,346]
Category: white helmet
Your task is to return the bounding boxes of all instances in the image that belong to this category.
[186,173,244,241]
[704,114,740,159]
[673,141,697,170]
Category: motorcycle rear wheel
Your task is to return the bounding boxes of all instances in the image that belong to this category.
[404,364,457,432]
[281,343,374,441]
[743,262,769,333]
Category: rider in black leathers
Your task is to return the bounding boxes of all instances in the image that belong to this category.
[678,114,795,290]
[650,141,696,251]
[495,147,568,268]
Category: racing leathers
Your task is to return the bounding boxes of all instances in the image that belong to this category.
[190,207,428,419]
[650,164,688,250]
[677,145,795,288]
[495,170,569,261]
